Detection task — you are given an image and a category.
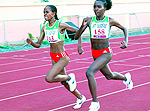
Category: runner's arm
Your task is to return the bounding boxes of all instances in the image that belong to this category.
[26,26,45,48]
[75,17,91,40]
[109,17,128,49]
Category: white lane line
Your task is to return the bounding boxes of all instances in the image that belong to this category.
[0,75,101,102]
[48,81,150,111]
[0,75,45,85]
[0,37,149,66]
[113,64,145,67]
[0,65,149,102]
[0,85,63,102]
[0,52,148,75]
[0,35,149,57]
[0,66,89,86]
[0,59,149,86]
[0,64,51,74]
[0,57,49,66]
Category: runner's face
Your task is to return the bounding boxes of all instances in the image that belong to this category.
[44,7,55,21]
[93,1,106,17]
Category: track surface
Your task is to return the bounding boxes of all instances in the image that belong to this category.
[0,34,150,111]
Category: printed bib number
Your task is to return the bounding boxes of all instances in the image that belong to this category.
[93,29,106,38]
[94,29,105,35]
[46,36,56,42]
[91,22,109,39]
[45,29,58,42]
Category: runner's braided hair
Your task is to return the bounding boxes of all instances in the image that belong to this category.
[96,0,112,10]
[46,5,59,20]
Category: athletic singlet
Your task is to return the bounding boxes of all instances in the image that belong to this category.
[44,20,65,43]
[89,16,110,39]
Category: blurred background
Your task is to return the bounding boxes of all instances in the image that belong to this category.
[0,0,150,49]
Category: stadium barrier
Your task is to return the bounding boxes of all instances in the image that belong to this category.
[0,12,150,46]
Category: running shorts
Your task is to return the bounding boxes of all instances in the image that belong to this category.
[50,51,69,62]
[91,47,112,59]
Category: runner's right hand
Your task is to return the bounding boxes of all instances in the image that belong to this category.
[82,17,91,26]
[26,38,32,44]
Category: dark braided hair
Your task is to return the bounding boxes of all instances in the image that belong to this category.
[96,0,112,10]
[45,5,59,20]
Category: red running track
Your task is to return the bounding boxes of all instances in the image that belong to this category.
[0,34,150,111]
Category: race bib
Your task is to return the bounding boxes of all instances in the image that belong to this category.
[45,29,59,43]
[91,22,109,39]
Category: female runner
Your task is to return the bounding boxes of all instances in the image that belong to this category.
[75,0,133,110]
[27,5,86,109]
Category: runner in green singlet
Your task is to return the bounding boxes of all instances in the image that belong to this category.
[75,0,133,110]
[26,5,86,109]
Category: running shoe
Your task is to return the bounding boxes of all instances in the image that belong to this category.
[89,101,100,111]
[66,73,76,92]
[123,72,133,90]
[73,95,86,109]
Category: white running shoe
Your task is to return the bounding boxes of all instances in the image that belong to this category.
[123,72,133,90]
[66,73,76,92]
[73,95,86,109]
[89,101,100,111]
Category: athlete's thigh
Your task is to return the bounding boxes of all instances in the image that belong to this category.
[100,64,112,76]
[59,67,67,75]
[89,53,112,73]
[49,57,69,76]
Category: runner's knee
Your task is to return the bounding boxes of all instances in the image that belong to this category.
[86,69,94,79]
[45,75,53,83]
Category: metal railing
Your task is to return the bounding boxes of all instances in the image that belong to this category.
[0,12,150,45]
